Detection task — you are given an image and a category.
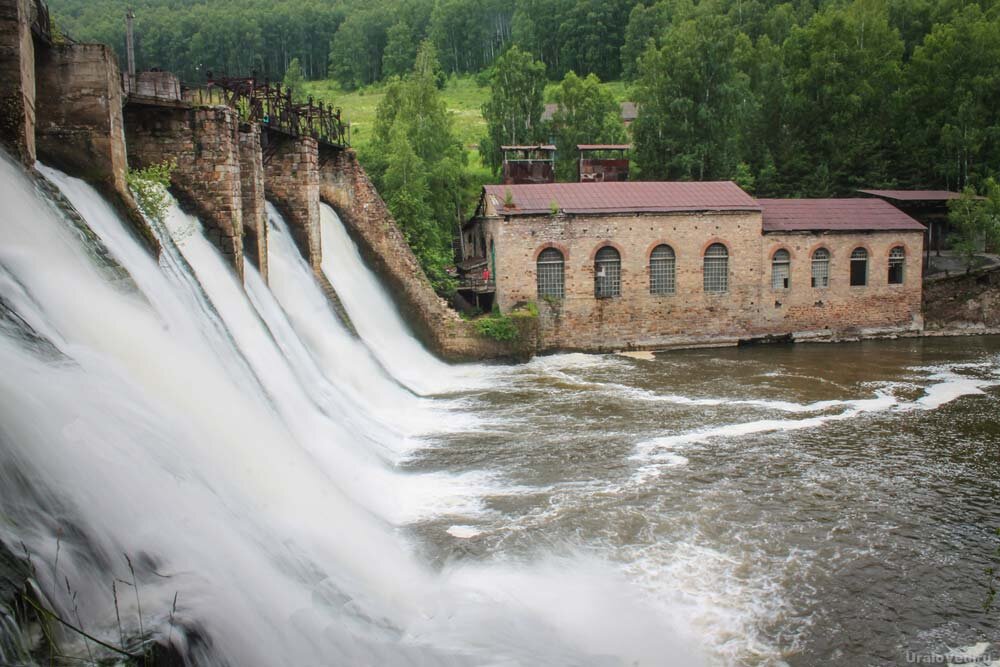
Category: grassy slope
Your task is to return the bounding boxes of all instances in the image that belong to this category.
[302,75,631,186]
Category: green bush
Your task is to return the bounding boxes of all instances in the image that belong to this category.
[474,313,519,342]
[126,160,176,224]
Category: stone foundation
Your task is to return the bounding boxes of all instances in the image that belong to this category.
[0,0,35,165]
[264,132,320,272]
[319,147,531,361]
[238,123,267,282]
[924,266,1000,331]
[125,104,244,278]
[35,43,129,201]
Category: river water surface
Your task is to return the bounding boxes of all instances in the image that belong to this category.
[409,339,1000,666]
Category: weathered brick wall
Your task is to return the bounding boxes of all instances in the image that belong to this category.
[238,123,267,282]
[758,231,923,337]
[264,133,320,273]
[486,210,924,351]
[491,210,765,351]
[35,43,129,201]
[0,0,35,165]
[318,147,533,360]
[125,105,244,277]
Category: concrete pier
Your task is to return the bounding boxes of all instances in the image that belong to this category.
[264,133,320,273]
[125,105,245,278]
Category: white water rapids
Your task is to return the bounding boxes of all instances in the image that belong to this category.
[0,157,703,665]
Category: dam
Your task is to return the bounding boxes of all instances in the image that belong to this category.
[0,1,999,666]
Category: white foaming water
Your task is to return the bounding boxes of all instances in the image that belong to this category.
[318,203,486,395]
[0,157,705,665]
[632,363,999,464]
[264,202,473,443]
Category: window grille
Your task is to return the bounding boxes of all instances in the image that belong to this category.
[850,247,868,286]
[811,248,830,288]
[536,247,565,299]
[703,243,728,293]
[771,249,791,290]
[888,246,905,284]
[594,246,621,298]
[649,244,676,295]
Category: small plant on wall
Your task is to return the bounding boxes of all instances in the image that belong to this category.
[126,159,176,224]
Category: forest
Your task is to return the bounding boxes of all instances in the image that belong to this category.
[47,0,1000,289]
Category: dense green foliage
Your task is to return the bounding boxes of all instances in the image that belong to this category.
[630,0,1000,194]
[126,160,175,224]
[480,46,547,175]
[48,0,344,81]
[948,180,1000,270]
[473,312,520,341]
[51,0,1000,196]
[550,72,627,181]
[363,42,470,293]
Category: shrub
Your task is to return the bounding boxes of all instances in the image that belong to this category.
[126,160,176,224]
[474,313,519,341]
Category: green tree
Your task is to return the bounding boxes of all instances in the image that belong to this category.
[282,57,304,100]
[948,180,1000,270]
[550,71,626,181]
[557,0,639,81]
[367,41,469,292]
[902,6,1000,190]
[632,14,755,181]
[383,21,419,79]
[780,0,904,195]
[328,9,391,89]
[480,46,547,175]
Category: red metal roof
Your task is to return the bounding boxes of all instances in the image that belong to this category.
[577,144,631,151]
[484,181,759,216]
[857,189,964,201]
[759,198,926,232]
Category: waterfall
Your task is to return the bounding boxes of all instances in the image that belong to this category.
[0,155,702,666]
[317,203,482,396]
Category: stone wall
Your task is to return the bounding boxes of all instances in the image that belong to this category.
[264,133,320,272]
[0,0,35,165]
[319,147,531,360]
[35,43,129,201]
[125,104,244,277]
[924,266,1000,331]
[238,123,267,282]
[483,209,924,351]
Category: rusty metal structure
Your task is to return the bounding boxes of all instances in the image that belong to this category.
[578,144,630,182]
[187,73,349,149]
[501,145,555,185]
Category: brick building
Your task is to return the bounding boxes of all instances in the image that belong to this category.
[460,182,925,351]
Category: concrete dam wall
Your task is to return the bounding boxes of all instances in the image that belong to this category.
[0,0,524,361]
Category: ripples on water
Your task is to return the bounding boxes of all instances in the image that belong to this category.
[410,342,1000,666]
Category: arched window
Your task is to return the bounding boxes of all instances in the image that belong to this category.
[649,244,676,295]
[850,248,868,286]
[771,249,791,290]
[811,248,830,288]
[594,246,621,298]
[888,246,905,284]
[536,248,565,299]
[703,243,729,293]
